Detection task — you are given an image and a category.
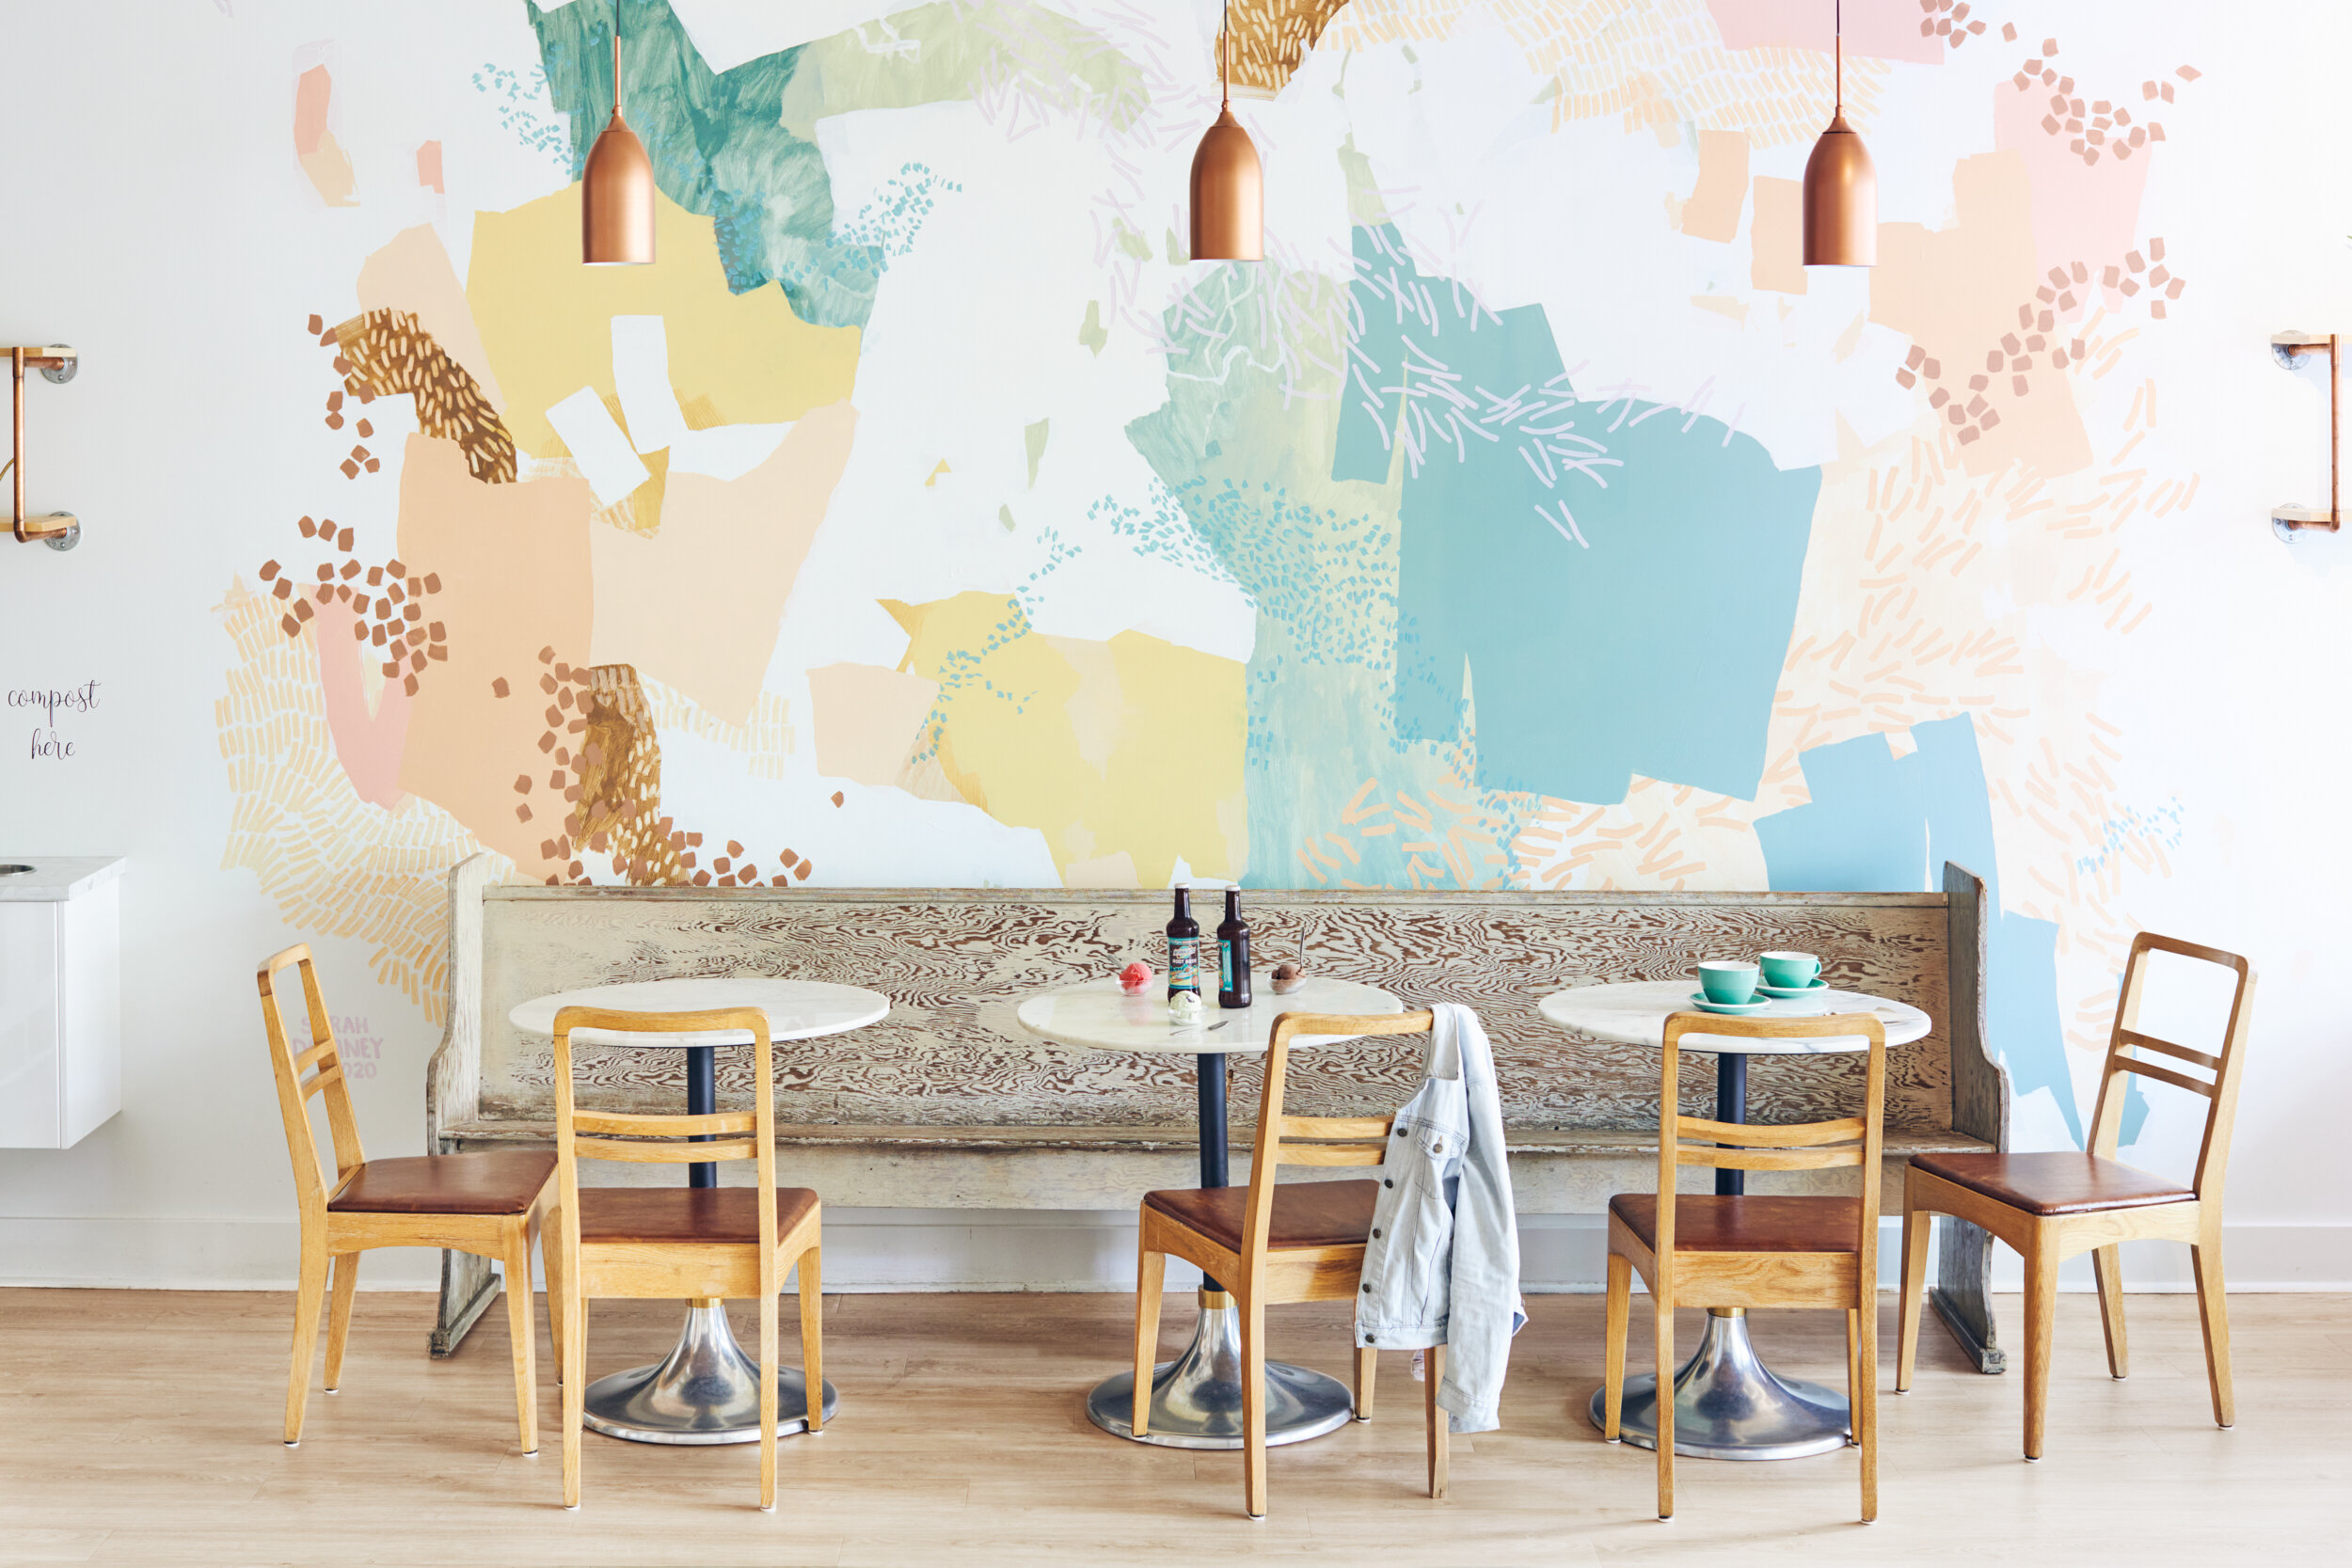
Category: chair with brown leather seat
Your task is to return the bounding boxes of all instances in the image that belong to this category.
[550,1005,821,1512]
[1600,1010,1887,1523]
[1131,1009,1446,1519]
[258,943,556,1453]
[1897,932,2255,1459]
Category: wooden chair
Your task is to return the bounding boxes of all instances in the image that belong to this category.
[550,1006,822,1511]
[1132,1008,1446,1519]
[1601,1011,1887,1523]
[258,943,555,1452]
[1898,932,2255,1459]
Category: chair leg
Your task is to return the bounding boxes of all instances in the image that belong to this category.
[1129,1243,1166,1437]
[2022,1240,2060,1461]
[540,1212,564,1387]
[502,1232,539,1456]
[2092,1243,2129,1380]
[798,1244,824,1435]
[1653,1297,1675,1520]
[561,1296,585,1509]
[1857,1291,1880,1524]
[760,1284,780,1513]
[1354,1346,1376,1421]
[284,1237,329,1445]
[1242,1292,1269,1520]
[1424,1342,1449,1499]
[1895,1204,1931,1393]
[323,1250,360,1394]
[1845,1308,1861,1449]
[2191,1238,2234,1429]
[1601,1250,1630,1441]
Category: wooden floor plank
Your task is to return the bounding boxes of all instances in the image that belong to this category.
[0,1288,2343,1564]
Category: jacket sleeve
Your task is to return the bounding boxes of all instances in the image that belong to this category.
[1437,1006,1525,1433]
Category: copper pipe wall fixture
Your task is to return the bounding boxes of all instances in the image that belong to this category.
[1189,4,1263,262]
[1803,0,1876,267]
[6,345,79,552]
[581,0,654,265]
[2270,332,2341,535]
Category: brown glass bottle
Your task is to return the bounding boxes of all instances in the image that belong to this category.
[1166,886,1200,999]
[1216,887,1251,1008]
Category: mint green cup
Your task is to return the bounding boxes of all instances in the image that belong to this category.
[1758,951,1820,989]
[1697,961,1759,1005]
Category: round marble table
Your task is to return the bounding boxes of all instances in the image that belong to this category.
[510,977,890,1446]
[1538,978,1930,1462]
[1015,974,1402,1450]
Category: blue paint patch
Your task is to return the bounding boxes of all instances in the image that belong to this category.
[1339,226,1818,804]
[1755,716,2081,1147]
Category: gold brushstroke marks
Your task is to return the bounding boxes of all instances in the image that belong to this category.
[1516,780,1758,892]
[253,512,448,696]
[1220,1,1351,97]
[215,578,487,1021]
[1326,0,1890,145]
[327,308,516,483]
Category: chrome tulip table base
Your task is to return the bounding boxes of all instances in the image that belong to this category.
[1587,1307,1851,1461]
[1088,1291,1357,1449]
[582,1300,839,1446]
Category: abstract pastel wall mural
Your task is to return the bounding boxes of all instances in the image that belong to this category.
[214,0,2217,1149]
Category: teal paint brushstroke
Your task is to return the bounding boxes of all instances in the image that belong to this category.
[1754,716,2083,1147]
[1340,225,1817,804]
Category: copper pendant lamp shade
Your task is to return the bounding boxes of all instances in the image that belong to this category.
[582,16,653,266]
[1802,1,1875,267]
[1188,18,1263,261]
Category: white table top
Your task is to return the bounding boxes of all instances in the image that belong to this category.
[509,978,891,1047]
[0,856,125,902]
[1014,974,1401,1055]
[1537,979,1929,1055]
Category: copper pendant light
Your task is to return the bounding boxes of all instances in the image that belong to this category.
[1188,6,1263,262]
[582,0,654,266]
[1802,0,1876,267]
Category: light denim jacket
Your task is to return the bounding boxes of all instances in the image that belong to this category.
[1353,1002,1525,1433]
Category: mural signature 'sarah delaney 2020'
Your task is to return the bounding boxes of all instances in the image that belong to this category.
[219,0,2212,1151]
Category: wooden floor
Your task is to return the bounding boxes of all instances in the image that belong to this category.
[0,1286,2342,1565]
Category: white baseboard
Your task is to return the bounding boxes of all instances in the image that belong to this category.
[2,1212,2344,1292]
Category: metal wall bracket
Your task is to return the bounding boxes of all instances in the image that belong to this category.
[2271,331,2339,537]
[7,345,79,551]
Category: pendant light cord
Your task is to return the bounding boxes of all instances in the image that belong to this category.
[1834,0,1842,119]
[1220,0,1232,111]
[613,0,624,119]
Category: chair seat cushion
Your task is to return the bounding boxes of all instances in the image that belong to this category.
[575,1186,819,1245]
[1609,1194,1863,1254]
[1143,1180,1377,1253]
[327,1151,554,1215]
[1909,1151,2194,1216]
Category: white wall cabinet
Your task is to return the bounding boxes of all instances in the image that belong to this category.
[0,858,123,1148]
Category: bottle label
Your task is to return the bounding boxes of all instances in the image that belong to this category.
[1168,935,1200,994]
[1219,939,1234,992]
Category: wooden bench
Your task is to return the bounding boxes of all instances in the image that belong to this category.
[426,856,2009,1370]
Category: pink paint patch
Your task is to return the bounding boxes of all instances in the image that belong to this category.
[294,64,333,157]
[314,594,412,810]
[1706,0,1942,64]
[416,140,444,194]
[1992,80,2151,300]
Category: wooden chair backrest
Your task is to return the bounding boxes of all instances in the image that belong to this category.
[1655,1011,1888,1290]
[257,943,365,1212]
[2086,932,2257,1203]
[551,1006,778,1259]
[1242,1009,1438,1266]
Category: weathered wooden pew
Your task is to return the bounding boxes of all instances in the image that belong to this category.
[426,856,2008,1370]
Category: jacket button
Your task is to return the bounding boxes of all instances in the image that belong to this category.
[1361,1282,1373,1293]
[1372,1228,1381,1239]
[1430,1141,1443,1153]
[1365,1334,1376,1344]
[1383,1179,1394,1188]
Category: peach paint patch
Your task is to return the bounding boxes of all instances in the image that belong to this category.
[312,594,411,810]
[1749,177,1807,293]
[806,663,940,786]
[393,435,595,875]
[293,63,357,207]
[1992,66,2154,288]
[357,226,506,412]
[1872,151,2090,478]
[1682,130,1750,243]
[415,140,444,194]
[587,401,859,727]
[1705,0,1945,64]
